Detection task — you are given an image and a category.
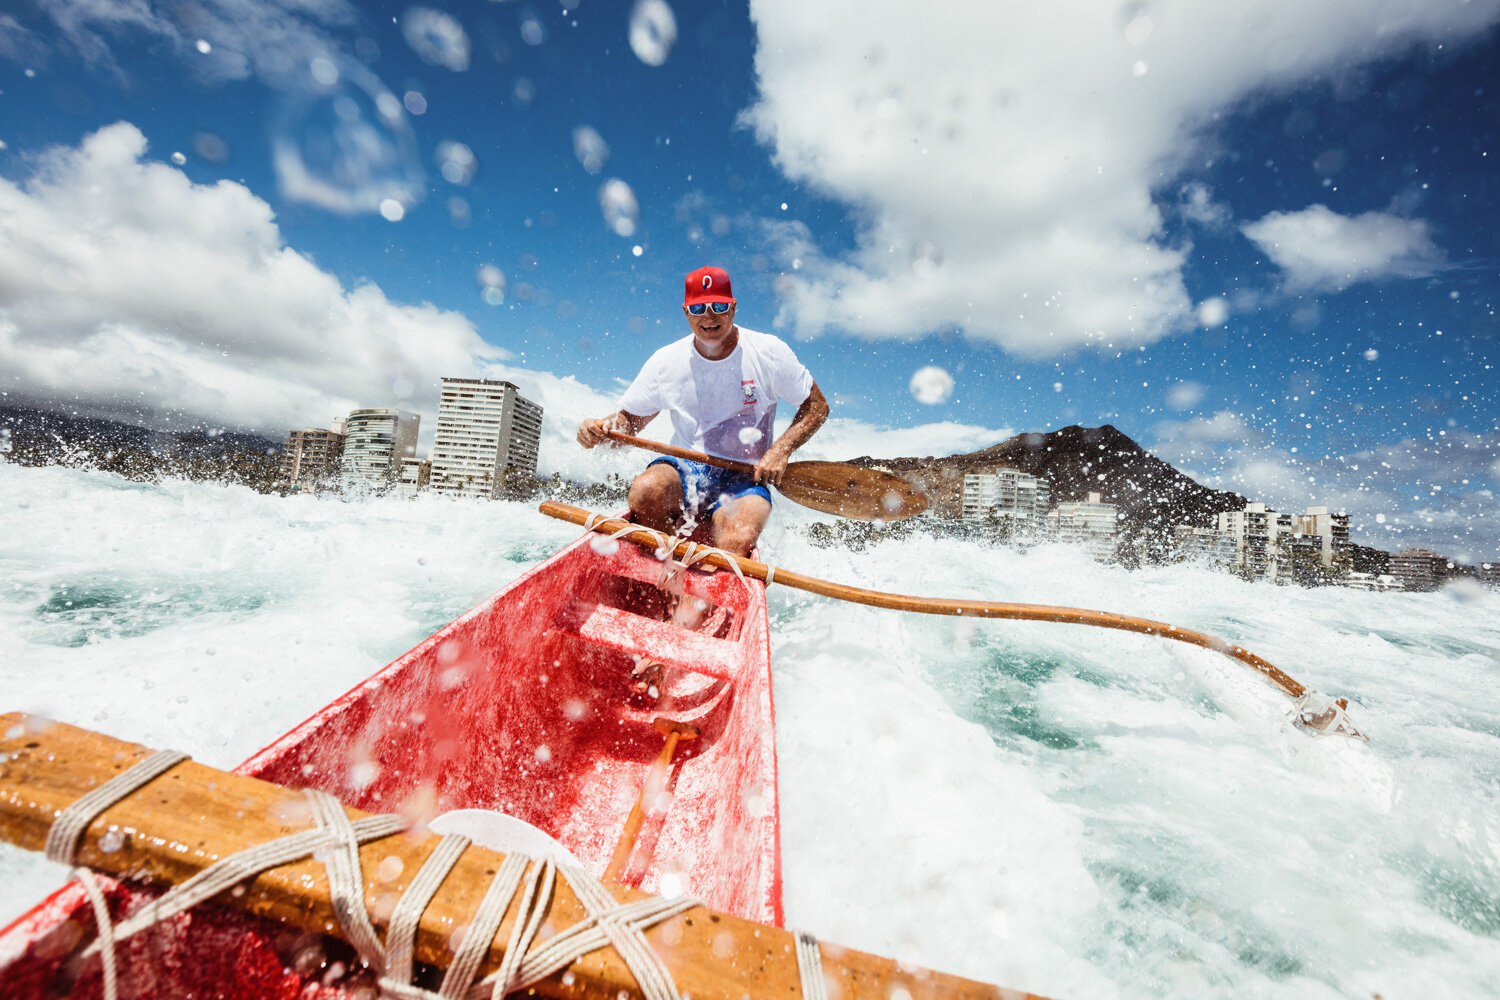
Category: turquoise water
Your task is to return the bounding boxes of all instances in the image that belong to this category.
[3,462,1499,999]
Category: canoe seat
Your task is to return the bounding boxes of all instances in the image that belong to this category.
[551,599,741,681]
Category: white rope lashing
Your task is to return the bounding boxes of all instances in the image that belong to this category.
[44,751,696,1000]
[795,930,828,1000]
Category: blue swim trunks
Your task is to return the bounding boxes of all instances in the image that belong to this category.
[648,457,773,518]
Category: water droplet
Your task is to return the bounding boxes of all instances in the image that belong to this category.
[589,535,620,555]
[512,77,536,108]
[1363,348,1379,361]
[310,56,339,86]
[599,178,640,237]
[534,744,552,763]
[738,427,764,446]
[520,15,547,47]
[349,760,380,789]
[380,199,406,221]
[171,151,187,165]
[272,61,424,215]
[908,366,953,405]
[911,241,942,278]
[632,244,644,257]
[402,7,471,72]
[573,125,609,175]
[1197,297,1228,327]
[404,90,428,115]
[1124,14,1153,45]
[377,855,404,882]
[193,132,230,164]
[436,140,477,184]
[98,827,124,853]
[629,0,677,67]
[195,39,212,55]
[477,264,507,305]
[1132,60,1148,76]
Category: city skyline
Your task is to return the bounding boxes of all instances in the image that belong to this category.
[0,1,1496,558]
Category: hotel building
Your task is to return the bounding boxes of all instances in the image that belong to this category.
[277,427,345,491]
[430,378,544,499]
[962,469,1051,533]
[1046,492,1119,562]
[339,408,420,488]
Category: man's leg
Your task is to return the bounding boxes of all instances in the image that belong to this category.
[628,462,684,532]
[710,492,772,558]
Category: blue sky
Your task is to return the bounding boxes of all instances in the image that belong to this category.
[1,0,1497,559]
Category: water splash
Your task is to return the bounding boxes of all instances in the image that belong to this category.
[271,59,424,215]
[629,0,677,67]
[599,178,640,237]
[402,7,471,72]
[909,366,954,405]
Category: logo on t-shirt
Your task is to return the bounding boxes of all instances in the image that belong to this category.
[741,379,758,405]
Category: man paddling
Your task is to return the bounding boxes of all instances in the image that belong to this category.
[577,263,829,599]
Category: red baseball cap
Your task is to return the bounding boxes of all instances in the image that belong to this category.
[684,265,734,305]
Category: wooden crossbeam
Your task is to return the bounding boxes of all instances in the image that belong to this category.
[0,712,1052,1000]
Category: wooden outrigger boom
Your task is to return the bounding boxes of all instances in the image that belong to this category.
[0,712,1052,1000]
[539,503,1365,738]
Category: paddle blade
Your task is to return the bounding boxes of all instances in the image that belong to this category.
[779,462,928,521]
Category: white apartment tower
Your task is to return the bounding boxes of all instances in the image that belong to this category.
[340,408,420,487]
[1046,492,1119,562]
[430,378,543,499]
[962,469,1051,531]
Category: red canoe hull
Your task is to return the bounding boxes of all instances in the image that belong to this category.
[0,523,782,997]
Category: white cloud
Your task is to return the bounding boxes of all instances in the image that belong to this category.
[1147,415,1500,557]
[744,0,1500,355]
[0,123,502,441]
[1177,182,1231,228]
[1240,205,1446,292]
[9,1,423,214]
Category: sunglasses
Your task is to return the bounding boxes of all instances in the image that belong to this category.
[687,301,732,315]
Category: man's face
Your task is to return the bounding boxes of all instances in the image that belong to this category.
[684,300,736,347]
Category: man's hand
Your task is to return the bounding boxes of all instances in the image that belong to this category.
[576,415,618,449]
[752,442,793,486]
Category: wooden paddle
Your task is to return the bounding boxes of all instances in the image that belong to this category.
[602,430,928,522]
[603,716,700,885]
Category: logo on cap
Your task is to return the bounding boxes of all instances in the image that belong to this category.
[702,274,713,290]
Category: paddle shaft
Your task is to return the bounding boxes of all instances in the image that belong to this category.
[540,501,1309,699]
[603,725,691,885]
[604,430,761,476]
[599,431,929,522]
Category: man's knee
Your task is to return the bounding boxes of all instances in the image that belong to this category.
[629,465,683,520]
[713,495,771,556]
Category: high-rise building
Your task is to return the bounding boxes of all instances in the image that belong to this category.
[340,408,420,487]
[1173,525,1238,566]
[1046,492,1118,561]
[399,457,431,496]
[277,427,345,491]
[430,378,543,499]
[1390,548,1446,592]
[961,469,1050,532]
[1295,505,1351,567]
[1218,502,1276,578]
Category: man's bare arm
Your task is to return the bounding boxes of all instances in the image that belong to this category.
[752,382,830,484]
[576,410,656,449]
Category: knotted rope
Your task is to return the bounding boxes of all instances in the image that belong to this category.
[579,513,767,602]
[42,750,701,1000]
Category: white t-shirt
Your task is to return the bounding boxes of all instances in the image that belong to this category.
[617,326,813,462]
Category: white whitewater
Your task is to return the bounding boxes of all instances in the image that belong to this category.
[2,463,1498,999]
